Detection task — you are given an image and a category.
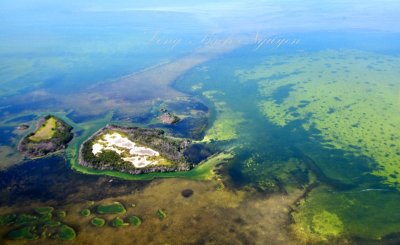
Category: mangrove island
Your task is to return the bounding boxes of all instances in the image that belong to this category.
[79,125,208,174]
[18,115,74,158]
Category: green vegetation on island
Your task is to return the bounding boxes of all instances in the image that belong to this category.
[79,125,211,175]
[18,115,73,158]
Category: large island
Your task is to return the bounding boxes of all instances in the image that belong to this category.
[79,125,205,174]
[18,115,74,158]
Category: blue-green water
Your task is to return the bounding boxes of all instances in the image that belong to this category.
[1,1,400,244]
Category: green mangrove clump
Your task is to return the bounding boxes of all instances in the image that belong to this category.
[90,217,106,227]
[80,208,91,217]
[127,215,142,227]
[56,211,67,218]
[7,226,38,240]
[57,225,76,240]
[1,207,77,241]
[111,217,129,228]
[96,202,126,214]
[34,207,54,216]
[156,209,167,220]
[0,214,17,226]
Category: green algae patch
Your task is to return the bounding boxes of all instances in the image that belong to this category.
[311,211,343,237]
[56,211,67,218]
[45,220,61,227]
[90,217,106,227]
[57,225,76,240]
[202,91,245,142]
[34,206,54,216]
[127,215,142,227]
[96,202,126,214]
[291,185,400,242]
[80,208,91,217]
[15,214,38,226]
[111,217,129,228]
[1,206,78,242]
[0,214,17,225]
[240,153,312,193]
[7,226,38,240]
[237,49,400,190]
[156,209,167,220]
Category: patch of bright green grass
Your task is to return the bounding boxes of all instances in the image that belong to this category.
[29,117,57,142]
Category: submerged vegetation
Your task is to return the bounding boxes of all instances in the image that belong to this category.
[233,49,400,243]
[156,209,167,220]
[237,50,400,189]
[111,217,129,228]
[202,91,245,142]
[18,115,73,158]
[96,202,126,214]
[0,206,76,241]
[80,208,91,217]
[127,215,142,227]
[90,217,106,227]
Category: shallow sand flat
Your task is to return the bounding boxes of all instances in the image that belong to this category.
[0,178,305,245]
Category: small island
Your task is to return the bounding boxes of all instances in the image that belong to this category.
[158,108,180,125]
[79,125,204,174]
[16,124,30,131]
[18,115,74,158]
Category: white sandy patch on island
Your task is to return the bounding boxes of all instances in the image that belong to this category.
[92,132,160,168]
